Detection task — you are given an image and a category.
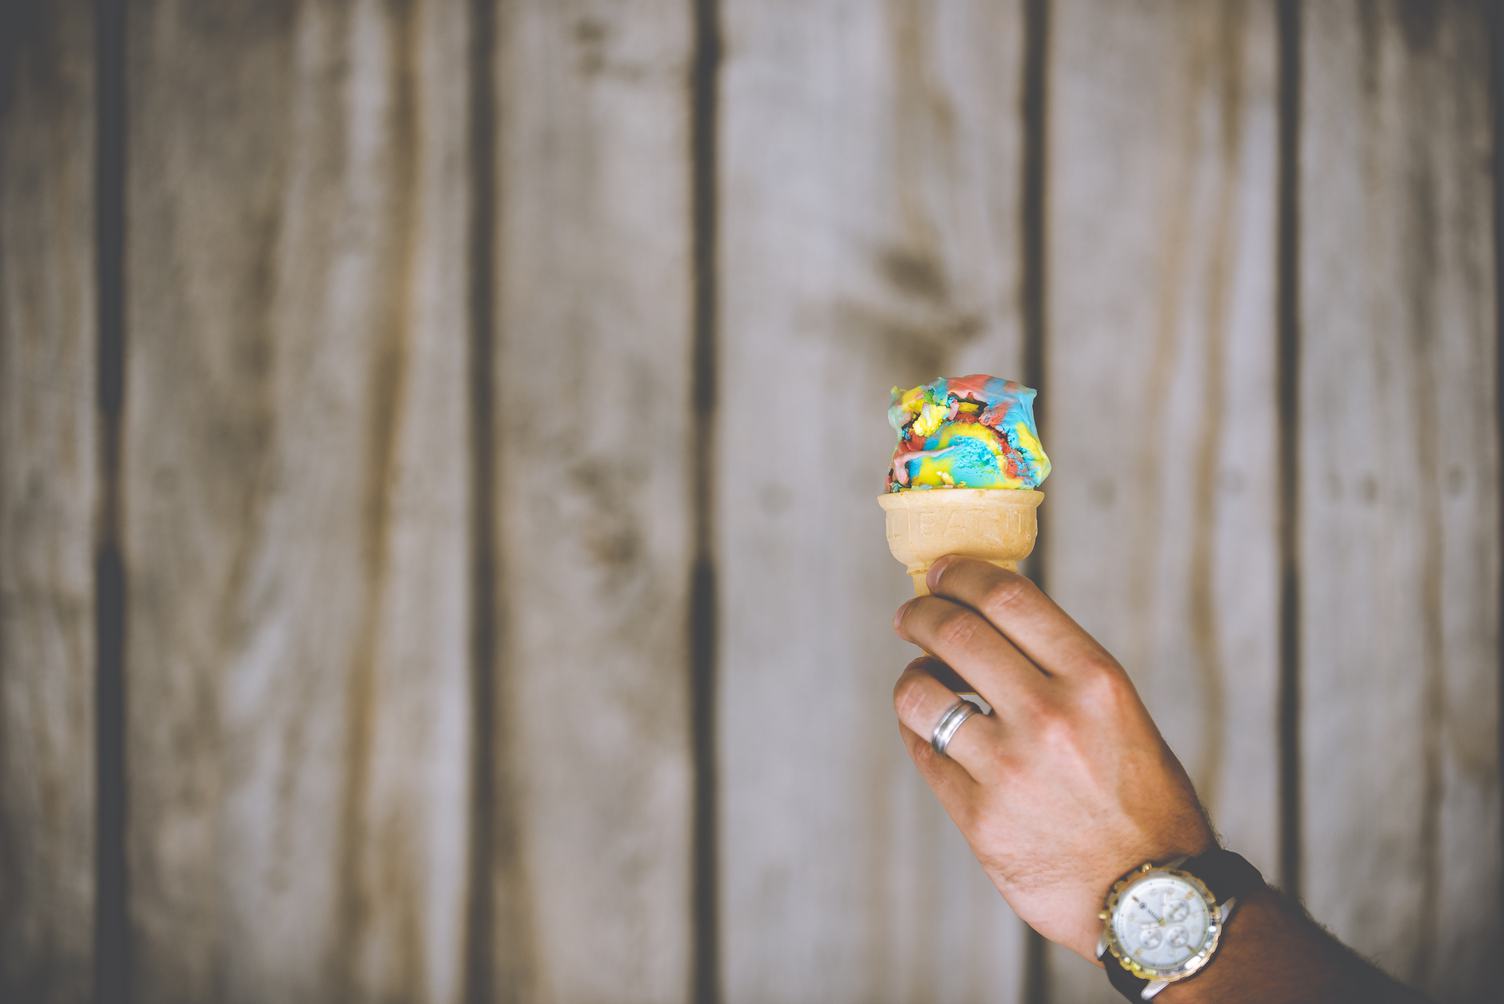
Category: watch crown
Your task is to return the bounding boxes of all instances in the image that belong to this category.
[1097,910,1109,920]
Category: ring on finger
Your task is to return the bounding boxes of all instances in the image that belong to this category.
[931,698,985,757]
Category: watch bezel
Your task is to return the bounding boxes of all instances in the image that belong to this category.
[1099,862,1224,984]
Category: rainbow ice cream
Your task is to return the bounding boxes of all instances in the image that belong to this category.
[879,375,1050,594]
[886,375,1051,492]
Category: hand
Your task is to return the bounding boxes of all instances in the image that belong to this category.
[891,556,1215,962]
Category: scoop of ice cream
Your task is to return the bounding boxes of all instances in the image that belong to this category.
[886,375,1051,491]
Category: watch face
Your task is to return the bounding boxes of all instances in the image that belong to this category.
[1106,870,1220,979]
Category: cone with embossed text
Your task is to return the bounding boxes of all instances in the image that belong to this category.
[877,488,1043,596]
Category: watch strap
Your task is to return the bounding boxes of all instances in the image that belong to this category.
[1102,947,1152,1000]
[1179,848,1263,904]
[1098,849,1265,1002]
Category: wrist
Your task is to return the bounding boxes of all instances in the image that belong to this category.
[1096,848,1264,1000]
[1150,884,1278,1003]
[1082,832,1216,957]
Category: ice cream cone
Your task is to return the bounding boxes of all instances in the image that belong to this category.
[878,488,1043,595]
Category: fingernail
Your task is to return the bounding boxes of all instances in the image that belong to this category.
[926,555,954,590]
[893,599,913,630]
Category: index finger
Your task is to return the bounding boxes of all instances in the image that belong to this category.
[925,555,1117,679]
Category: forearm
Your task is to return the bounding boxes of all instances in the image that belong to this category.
[1159,885,1430,1004]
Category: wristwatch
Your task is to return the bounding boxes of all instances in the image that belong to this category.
[1095,848,1264,1001]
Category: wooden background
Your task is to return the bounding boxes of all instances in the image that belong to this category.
[2,1,1498,1002]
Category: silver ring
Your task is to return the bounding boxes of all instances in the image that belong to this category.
[931,698,983,757]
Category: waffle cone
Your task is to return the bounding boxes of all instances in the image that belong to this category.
[877,488,1043,595]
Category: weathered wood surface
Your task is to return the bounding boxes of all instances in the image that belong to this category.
[0,2,1500,1002]
[717,2,1032,1000]
[0,3,98,1003]
[123,2,473,1001]
[1297,2,1499,1000]
[1042,2,1281,999]
[487,1,698,1000]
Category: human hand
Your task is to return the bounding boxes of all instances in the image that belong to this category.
[891,555,1215,963]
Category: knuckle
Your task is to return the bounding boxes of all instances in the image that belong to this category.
[1075,660,1134,709]
[935,607,982,649]
[1032,702,1077,748]
[981,572,1036,615]
[892,671,926,719]
[978,743,1014,781]
[1006,687,1048,721]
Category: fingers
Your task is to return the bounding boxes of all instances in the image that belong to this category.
[926,556,1119,681]
[892,658,1000,782]
[913,656,974,696]
[894,595,1051,720]
[897,722,980,829]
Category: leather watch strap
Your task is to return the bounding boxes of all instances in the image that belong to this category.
[1098,849,1265,1002]
[1103,947,1151,999]
[1179,848,1263,903]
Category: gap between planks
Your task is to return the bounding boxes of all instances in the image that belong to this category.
[463,0,499,1002]
[1020,0,1052,998]
[690,0,723,1001]
[94,0,130,1000]
[1274,0,1303,901]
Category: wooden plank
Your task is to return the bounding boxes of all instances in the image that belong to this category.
[718,2,1031,1000]
[0,2,98,1002]
[1042,2,1281,1000]
[1298,3,1499,999]
[123,3,473,1001]
[486,1,697,1000]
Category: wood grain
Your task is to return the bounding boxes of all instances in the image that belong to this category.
[123,2,473,1000]
[717,2,1031,1000]
[486,1,698,1000]
[1297,2,1499,999]
[0,2,98,1002]
[1042,2,1281,1000]
[1,4,1499,1002]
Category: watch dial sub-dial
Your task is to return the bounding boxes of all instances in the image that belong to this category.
[1111,875,1213,973]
